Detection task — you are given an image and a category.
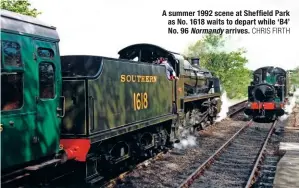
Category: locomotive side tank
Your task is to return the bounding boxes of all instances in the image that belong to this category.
[244,66,289,120]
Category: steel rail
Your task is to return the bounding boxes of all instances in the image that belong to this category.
[227,100,247,117]
[103,102,248,188]
[178,120,253,188]
[230,99,248,108]
[245,120,277,188]
[102,152,165,188]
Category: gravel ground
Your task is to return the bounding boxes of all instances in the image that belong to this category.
[190,122,272,188]
[115,116,249,188]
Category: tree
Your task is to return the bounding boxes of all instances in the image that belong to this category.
[185,34,251,99]
[289,66,299,89]
[1,0,41,17]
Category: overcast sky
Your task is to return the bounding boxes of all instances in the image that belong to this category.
[29,0,298,70]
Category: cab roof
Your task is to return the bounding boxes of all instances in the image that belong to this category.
[254,66,286,75]
[118,43,183,62]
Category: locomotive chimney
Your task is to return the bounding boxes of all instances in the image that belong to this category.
[191,57,200,67]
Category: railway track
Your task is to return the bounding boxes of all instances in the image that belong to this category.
[179,120,277,188]
[227,100,247,117]
[250,133,281,188]
[247,104,299,188]
[17,101,248,188]
[245,121,277,188]
[102,151,167,188]
[102,101,248,188]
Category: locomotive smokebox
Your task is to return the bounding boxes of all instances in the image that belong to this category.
[191,57,200,67]
[253,84,275,102]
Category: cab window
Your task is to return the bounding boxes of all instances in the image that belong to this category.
[1,73,23,111]
[39,62,55,99]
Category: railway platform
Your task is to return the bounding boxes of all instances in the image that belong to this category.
[273,102,299,188]
[273,149,299,188]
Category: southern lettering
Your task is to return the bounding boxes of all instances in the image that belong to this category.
[120,75,157,83]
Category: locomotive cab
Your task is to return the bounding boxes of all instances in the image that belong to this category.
[118,43,180,78]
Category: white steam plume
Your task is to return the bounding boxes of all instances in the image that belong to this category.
[173,129,197,150]
[279,88,299,121]
[215,91,245,122]
[174,91,247,150]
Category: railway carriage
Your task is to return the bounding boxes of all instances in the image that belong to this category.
[1,9,64,182]
[1,9,222,186]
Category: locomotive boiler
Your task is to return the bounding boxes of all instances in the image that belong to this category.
[244,66,290,120]
[183,57,218,95]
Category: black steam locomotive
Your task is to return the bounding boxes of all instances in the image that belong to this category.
[244,66,290,120]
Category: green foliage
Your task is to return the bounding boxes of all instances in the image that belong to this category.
[185,34,251,99]
[1,0,41,17]
[289,66,299,89]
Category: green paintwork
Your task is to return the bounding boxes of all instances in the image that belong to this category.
[33,40,62,160]
[88,59,173,134]
[1,32,62,170]
[60,54,221,142]
[61,80,87,135]
[265,75,276,85]
[60,57,174,138]
[88,59,172,132]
